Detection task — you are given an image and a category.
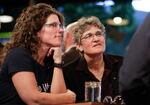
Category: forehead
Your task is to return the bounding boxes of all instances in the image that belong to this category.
[46,14,60,23]
[83,25,101,35]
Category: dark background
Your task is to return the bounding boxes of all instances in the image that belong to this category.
[0,0,148,56]
[0,0,132,32]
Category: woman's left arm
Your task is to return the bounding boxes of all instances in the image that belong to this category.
[50,47,67,93]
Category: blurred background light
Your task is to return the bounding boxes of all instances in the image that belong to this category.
[113,17,122,24]
[132,0,150,12]
[104,0,115,6]
[106,17,129,26]
[96,0,114,6]
[0,15,13,23]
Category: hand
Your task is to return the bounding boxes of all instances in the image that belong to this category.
[65,89,76,103]
[48,47,62,64]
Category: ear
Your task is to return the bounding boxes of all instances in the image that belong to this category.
[66,32,71,42]
[76,44,83,52]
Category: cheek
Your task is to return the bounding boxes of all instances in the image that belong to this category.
[82,42,92,51]
[39,29,54,42]
[100,36,105,43]
[44,28,56,37]
[100,38,106,52]
[99,37,105,48]
[44,28,55,35]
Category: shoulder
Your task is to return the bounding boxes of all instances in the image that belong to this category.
[5,47,32,62]
[2,47,34,73]
[63,47,81,67]
[9,47,30,54]
[7,47,31,57]
[104,53,123,71]
[104,53,123,63]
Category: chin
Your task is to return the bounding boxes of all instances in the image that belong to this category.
[94,49,104,53]
[54,43,61,47]
[54,45,61,47]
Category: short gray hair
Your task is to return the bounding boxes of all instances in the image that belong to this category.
[74,16,105,44]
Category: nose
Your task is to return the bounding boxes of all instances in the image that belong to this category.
[59,27,64,36]
[59,27,64,32]
[92,34,99,41]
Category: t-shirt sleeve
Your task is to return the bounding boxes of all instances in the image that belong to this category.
[5,47,34,75]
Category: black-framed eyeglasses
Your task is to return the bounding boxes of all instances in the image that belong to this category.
[44,22,64,29]
[81,31,104,41]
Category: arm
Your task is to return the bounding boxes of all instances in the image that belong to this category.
[12,71,75,105]
[8,47,75,105]
[119,13,150,105]
[51,67,67,93]
[50,47,67,93]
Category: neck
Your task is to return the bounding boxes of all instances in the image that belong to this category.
[84,53,105,80]
[85,54,104,69]
[36,46,50,65]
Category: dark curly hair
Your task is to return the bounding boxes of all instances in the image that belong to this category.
[0,3,64,64]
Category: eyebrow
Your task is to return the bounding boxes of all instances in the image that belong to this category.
[84,30,102,35]
[45,22,61,24]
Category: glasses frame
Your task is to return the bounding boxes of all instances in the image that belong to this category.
[80,30,105,43]
[44,22,64,29]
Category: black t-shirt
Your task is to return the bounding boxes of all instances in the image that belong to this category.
[0,47,53,105]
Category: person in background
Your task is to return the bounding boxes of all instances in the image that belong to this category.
[119,13,150,105]
[0,3,75,105]
[62,21,81,68]
[63,21,78,52]
[63,16,123,104]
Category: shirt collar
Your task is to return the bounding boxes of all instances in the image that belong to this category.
[76,53,121,71]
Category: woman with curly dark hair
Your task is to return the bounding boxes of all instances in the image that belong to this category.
[0,3,75,105]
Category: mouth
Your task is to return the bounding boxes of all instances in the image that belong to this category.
[57,36,63,38]
[93,43,102,47]
[57,33,63,37]
[55,35,63,38]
